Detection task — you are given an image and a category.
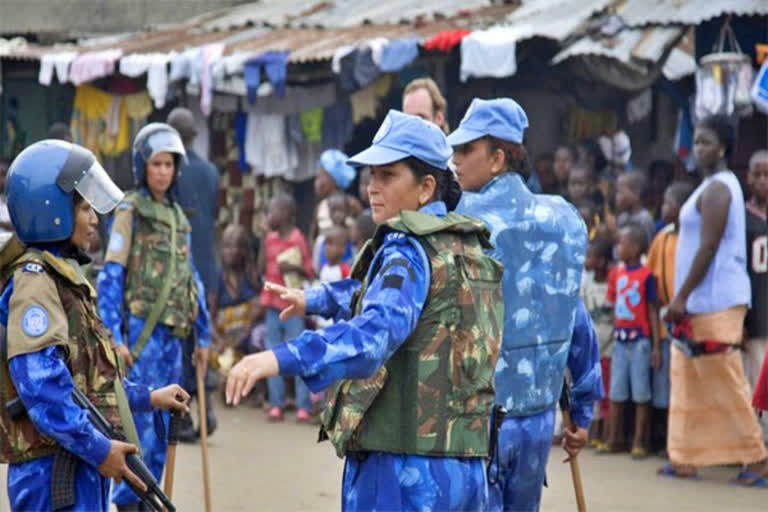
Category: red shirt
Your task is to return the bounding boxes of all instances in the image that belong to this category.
[606,263,658,340]
[260,227,314,311]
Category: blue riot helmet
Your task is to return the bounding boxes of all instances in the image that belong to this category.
[7,140,124,243]
[131,122,187,189]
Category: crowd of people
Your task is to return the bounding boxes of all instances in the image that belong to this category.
[1,74,768,512]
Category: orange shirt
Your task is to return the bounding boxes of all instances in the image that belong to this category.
[647,224,678,338]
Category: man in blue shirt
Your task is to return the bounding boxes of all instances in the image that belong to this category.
[450,98,603,511]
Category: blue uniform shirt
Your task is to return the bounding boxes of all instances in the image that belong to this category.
[1,253,152,470]
[457,173,602,425]
[273,203,441,390]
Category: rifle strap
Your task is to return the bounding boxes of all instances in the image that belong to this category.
[114,352,143,451]
[131,203,179,359]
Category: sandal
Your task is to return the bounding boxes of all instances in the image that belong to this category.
[657,463,700,480]
[631,447,649,460]
[595,442,620,454]
[730,471,768,488]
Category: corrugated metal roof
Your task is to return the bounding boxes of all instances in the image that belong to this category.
[0,5,515,63]
[501,0,614,41]
[619,0,768,27]
[551,25,685,73]
[197,0,501,31]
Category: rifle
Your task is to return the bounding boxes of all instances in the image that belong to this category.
[5,388,175,511]
[71,387,176,512]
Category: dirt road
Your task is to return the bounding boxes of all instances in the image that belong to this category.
[2,399,766,511]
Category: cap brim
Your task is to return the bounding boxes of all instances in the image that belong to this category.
[347,145,410,167]
[446,127,485,147]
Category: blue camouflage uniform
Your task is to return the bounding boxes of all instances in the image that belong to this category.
[274,201,488,511]
[98,191,211,507]
[450,98,603,512]
[2,250,153,512]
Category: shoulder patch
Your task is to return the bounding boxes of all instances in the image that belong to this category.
[108,232,124,253]
[22,262,44,274]
[117,202,133,210]
[384,232,406,242]
[22,305,49,337]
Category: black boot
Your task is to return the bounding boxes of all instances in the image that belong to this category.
[177,408,198,443]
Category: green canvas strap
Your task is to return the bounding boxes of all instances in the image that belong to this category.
[113,353,142,452]
[131,203,178,359]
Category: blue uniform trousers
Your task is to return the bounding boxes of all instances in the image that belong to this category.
[342,452,488,512]
[112,318,183,506]
[8,455,110,511]
[488,409,556,512]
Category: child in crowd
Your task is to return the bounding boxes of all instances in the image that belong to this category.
[319,226,352,283]
[553,145,576,196]
[259,194,315,422]
[313,192,355,271]
[745,150,768,440]
[311,149,361,241]
[527,151,554,194]
[646,181,694,453]
[209,224,264,405]
[615,171,656,248]
[600,223,661,458]
[350,212,376,255]
[569,165,605,210]
[577,201,600,241]
[581,236,615,449]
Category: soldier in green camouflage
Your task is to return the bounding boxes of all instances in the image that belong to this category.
[225,110,503,511]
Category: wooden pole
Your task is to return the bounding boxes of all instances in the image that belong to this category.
[197,366,212,512]
[562,409,587,512]
[163,411,180,508]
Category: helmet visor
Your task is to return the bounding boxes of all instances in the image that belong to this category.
[145,130,187,163]
[75,161,124,214]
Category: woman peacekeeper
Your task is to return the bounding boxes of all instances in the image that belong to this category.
[449,98,603,511]
[0,140,190,511]
[226,110,504,511]
[97,123,212,511]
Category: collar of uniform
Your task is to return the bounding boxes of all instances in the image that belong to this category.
[26,245,96,297]
[478,172,526,195]
[419,201,447,217]
[140,186,172,205]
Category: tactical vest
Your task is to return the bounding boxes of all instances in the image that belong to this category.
[320,210,504,458]
[0,250,124,464]
[123,192,198,337]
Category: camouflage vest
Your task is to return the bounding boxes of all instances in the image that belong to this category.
[0,250,124,464]
[123,192,198,337]
[320,210,504,458]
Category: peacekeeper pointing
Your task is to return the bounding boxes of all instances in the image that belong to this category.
[0,140,189,511]
[227,110,504,511]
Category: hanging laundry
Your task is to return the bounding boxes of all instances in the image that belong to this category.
[169,47,200,82]
[200,43,225,116]
[353,47,380,89]
[119,52,174,108]
[332,45,356,74]
[244,50,291,103]
[299,107,323,143]
[235,110,249,171]
[69,49,123,85]
[39,51,78,85]
[423,29,469,53]
[286,114,322,183]
[350,74,393,123]
[70,85,131,158]
[460,27,517,82]
[379,38,420,72]
[322,100,354,151]
[243,110,298,178]
[751,60,768,114]
[336,48,360,91]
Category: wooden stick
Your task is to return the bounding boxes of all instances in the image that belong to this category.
[197,365,212,512]
[163,410,181,506]
[562,409,587,512]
